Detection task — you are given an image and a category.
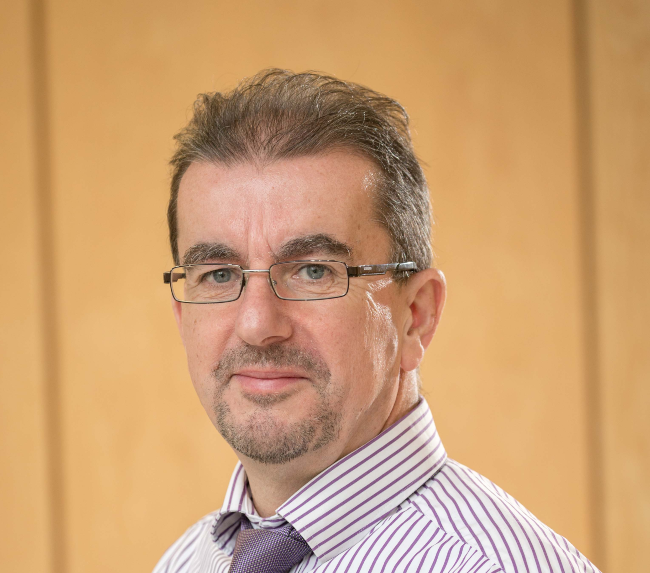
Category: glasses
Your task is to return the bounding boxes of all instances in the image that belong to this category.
[163,260,417,303]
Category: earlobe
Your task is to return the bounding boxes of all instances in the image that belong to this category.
[400,268,446,372]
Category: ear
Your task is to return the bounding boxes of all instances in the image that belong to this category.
[400,268,446,372]
[171,295,184,340]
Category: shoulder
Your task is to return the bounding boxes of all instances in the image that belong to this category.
[407,459,600,573]
[152,512,218,573]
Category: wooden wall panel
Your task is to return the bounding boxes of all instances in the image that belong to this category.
[40,0,594,571]
[0,1,51,571]
[587,0,650,570]
[417,2,591,554]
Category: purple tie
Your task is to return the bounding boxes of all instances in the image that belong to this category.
[229,516,312,573]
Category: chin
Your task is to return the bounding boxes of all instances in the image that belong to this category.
[214,398,342,465]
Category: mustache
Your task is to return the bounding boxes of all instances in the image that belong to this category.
[212,343,331,385]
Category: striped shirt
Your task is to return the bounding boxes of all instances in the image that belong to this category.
[153,398,600,573]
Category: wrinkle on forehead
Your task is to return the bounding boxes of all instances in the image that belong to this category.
[176,154,391,268]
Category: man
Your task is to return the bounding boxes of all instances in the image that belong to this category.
[154,70,599,573]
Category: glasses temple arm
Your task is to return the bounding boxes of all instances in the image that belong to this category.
[163,271,186,284]
[347,262,417,277]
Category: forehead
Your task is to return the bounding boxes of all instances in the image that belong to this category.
[176,152,390,263]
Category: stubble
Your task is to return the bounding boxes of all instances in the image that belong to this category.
[212,343,342,464]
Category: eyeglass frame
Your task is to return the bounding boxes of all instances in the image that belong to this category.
[163,260,418,303]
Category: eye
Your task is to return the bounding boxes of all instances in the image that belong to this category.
[299,264,328,280]
[208,268,233,283]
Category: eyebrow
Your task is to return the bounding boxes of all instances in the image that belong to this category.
[181,233,353,266]
[276,234,353,261]
[182,243,242,265]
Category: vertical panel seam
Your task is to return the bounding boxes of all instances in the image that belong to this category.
[30,0,65,571]
[572,0,606,569]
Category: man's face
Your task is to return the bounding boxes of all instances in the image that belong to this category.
[173,152,415,468]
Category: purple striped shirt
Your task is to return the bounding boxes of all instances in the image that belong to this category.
[153,398,600,573]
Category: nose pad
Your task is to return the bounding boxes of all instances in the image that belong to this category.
[269,276,280,298]
[240,271,278,299]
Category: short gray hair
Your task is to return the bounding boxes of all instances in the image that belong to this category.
[168,69,433,276]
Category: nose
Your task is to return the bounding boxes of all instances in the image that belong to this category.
[233,272,293,346]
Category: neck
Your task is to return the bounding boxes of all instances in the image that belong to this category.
[241,453,331,518]
[238,369,420,518]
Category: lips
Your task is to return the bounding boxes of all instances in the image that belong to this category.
[231,370,307,394]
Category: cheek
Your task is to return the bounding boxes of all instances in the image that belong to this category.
[181,309,232,380]
[362,298,399,376]
[315,293,399,402]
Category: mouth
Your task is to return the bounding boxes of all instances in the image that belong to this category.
[231,369,309,395]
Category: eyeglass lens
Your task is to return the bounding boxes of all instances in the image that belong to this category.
[171,261,349,303]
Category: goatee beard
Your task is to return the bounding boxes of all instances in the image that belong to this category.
[212,343,342,464]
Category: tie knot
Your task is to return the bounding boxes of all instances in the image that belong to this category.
[229,517,312,573]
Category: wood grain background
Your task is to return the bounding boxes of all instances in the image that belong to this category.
[1,1,648,572]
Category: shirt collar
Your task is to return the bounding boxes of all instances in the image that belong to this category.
[212,397,446,563]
